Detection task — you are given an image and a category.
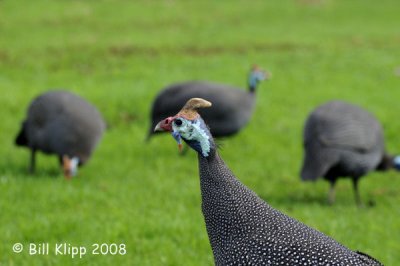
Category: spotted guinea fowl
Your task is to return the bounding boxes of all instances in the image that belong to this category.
[147,65,268,140]
[155,98,382,265]
[15,90,105,178]
[301,100,400,206]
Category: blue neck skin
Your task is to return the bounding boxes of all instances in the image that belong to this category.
[173,117,216,158]
[248,71,265,93]
[394,156,400,170]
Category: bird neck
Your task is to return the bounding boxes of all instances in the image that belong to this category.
[248,84,257,94]
[198,151,264,204]
[248,74,261,93]
[197,151,241,191]
[197,150,267,255]
[377,154,400,171]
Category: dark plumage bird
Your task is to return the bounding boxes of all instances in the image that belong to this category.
[147,65,268,140]
[301,100,400,205]
[15,90,105,178]
[155,98,382,265]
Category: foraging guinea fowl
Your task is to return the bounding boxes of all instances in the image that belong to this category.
[301,100,400,205]
[15,90,105,178]
[147,65,268,140]
[155,98,382,265]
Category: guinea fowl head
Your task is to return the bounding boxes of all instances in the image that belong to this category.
[62,155,79,179]
[392,155,400,171]
[377,154,400,171]
[394,156,400,171]
[248,65,269,92]
[154,98,216,157]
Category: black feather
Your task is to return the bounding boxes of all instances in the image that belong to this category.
[15,90,105,173]
[15,121,28,146]
[301,100,395,205]
[148,68,266,140]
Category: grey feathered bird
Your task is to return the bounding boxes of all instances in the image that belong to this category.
[147,65,268,140]
[155,98,382,265]
[301,100,400,205]
[15,90,105,178]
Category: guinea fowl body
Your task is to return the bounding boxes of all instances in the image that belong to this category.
[15,90,105,175]
[155,98,382,266]
[199,152,381,265]
[300,100,397,204]
[150,82,255,138]
[148,66,267,139]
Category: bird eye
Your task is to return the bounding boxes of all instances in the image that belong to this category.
[175,119,183,126]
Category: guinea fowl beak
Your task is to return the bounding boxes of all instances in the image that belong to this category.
[154,117,173,132]
[154,122,164,132]
[154,117,184,152]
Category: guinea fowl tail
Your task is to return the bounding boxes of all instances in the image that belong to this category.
[15,121,28,146]
[300,154,329,181]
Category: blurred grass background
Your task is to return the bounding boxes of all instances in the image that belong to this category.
[0,0,399,265]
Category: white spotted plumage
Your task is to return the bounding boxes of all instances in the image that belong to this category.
[165,99,382,266]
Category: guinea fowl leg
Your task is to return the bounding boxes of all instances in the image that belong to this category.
[352,177,363,207]
[29,148,36,174]
[328,180,336,205]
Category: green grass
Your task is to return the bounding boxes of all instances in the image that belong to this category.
[1,0,400,265]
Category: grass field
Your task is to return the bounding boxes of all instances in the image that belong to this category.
[1,0,400,265]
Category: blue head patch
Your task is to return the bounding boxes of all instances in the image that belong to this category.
[171,116,213,157]
[248,67,266,90]
[394,156,400,170]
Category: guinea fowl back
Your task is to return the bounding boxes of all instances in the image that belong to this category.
[305,101,384,152]
[15,90,105,178]
[25,91,105,162]
[151,82,255,137]
[302,101,385,181]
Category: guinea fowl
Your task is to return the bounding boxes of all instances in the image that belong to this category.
[301,100,400,205]
[15,90,105,178]
[147,65,268,140]
[155,98,382,265]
